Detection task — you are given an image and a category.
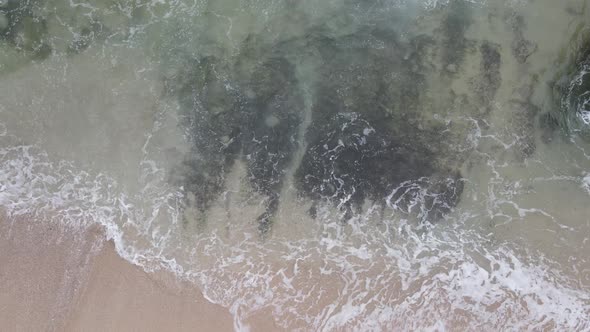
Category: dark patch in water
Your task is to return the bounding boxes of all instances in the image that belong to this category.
[0,0,51,59]
[539,112,560,144]
[240,56,304,232]
[294,26,464,222]
[439,1,473,69]
[506,13,537,64]
[505,83,539,159]
[174,16,470,230]
[508,100,538,158]
[67,25,101,55]
[297,112,433,205]
[169,56,241,212]
[170,46,303,230]
[472,41,502,118]
[563,54,590,141]
[546,44,590,142]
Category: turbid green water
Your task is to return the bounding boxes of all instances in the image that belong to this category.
[1,0,590,330]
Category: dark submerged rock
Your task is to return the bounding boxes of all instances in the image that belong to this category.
[240,56,304,232]
[546,42,590,142]
[507,14,537,64]
[476,42,502,107]
[0,0,51,59]
[173,11,473,230]
[67,26,99,55]
[439,0,473,70]
[539,112,560,144]
[293,26,464,222]
[297,112,434,207]
[169,56,242,212]
[507,99,538,158]
[561,53,590,140]
[171,46,304,231]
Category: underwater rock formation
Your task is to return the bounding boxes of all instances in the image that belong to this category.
[507,99,538,158]
[0,0,51,59]
[170,42,304,231]
[170,5,518,230]
[439,0,473,70]
[293,26,464,221]
[559,52,590,140]
[472,42,502,116]
[239,55,304,232]
[169,56,241,212]
[507,14,538,64]
[295,111,464,221]
[546,33,590,142]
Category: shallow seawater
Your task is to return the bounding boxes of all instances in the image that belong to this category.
[1,0,590,330]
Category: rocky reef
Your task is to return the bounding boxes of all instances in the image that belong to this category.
[292,25,463,221]
[545,26,590,142]
[168,3,514,232]
[0,0,51,60]
[558,51,590,141]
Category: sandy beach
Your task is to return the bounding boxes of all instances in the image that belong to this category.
[0,215,234,332]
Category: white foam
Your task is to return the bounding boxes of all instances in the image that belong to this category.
[582,173,590,195]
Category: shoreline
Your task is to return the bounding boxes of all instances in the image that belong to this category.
[0,216,235,331]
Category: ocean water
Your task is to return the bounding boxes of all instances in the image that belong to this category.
[1,0,590,330]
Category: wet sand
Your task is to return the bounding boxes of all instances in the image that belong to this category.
[0,215,234,332]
